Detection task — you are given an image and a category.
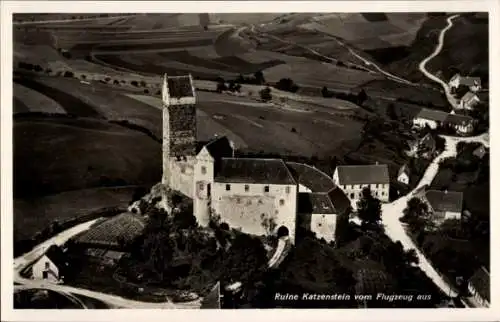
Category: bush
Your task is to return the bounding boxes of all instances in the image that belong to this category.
[80,74,87,80]
[45,68,52,74]
[144,89,149,94]
[63,71,74,78]
[140,80,147,87]
[275,78,299,93]
[113,80,120,85]
[259,87,272,102]
[105,77,111,82]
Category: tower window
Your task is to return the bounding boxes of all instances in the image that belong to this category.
[244,185,249,192]
[225,184,231,191]
[201,166,207,175]
[279,199,285,206]
[199,182,204,191]
[264,186,270,193]
[350,193,354,199]
[45,262,50,269]
[285,186,290,194]
[42,271,48,279]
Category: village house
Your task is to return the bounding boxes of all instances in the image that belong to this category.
[412,108,448,130]
[412,108,475,135]
[449,74,482,93]
[333,164,390,209]
[458,91,480,110]
[473,145,487,159]
[468,266,490,308]
[32,245,69,283]
[418,189,464,223]
[397,164,410,185]
[407,133,437,159]
[160,74,351,244]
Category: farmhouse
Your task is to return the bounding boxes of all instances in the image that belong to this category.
[32,245,69,283]
[412,108,475,135]
[161,74,351,244]
[418,189,464,223]
[449,74,482,93]
[468,266,490,308]
[333,164,390,209]
[397,164,410,185]
[458,91,480,110]
[412,108,448,130]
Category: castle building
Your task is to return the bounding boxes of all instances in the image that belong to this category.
[161,74,350,243]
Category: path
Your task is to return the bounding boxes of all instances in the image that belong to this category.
[418,14,460,108]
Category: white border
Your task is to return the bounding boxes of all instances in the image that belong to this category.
[1,1,499,321]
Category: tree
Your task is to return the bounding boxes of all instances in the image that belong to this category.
[357,89,368,105]
[259,87,272,102]
[356,187,382,229]
[387,103,398,120]
[401,197,433,234]
[254,71,265,85]
[63,71,74,78]
[275,78,299,93]
[216,78,227,93]
[321,86,330,98]
[131,80,139,87]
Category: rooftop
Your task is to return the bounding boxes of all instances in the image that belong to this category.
[286,162,336,193]
[297,192,336,214]
[415,108,449,122]
[165,74,194,98]
[444,113,474,125]
[460,77,481,87]
[201,136,234,160]
[469,267,490,302]
[45,244,69,270]
[461,91,479,103]
[214,158,296,185]
[335,164,390,185]
[425,190,463,213]
[327,186,352,215]
[398,164,410,177]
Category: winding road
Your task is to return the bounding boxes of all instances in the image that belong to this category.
[418,14,461,108]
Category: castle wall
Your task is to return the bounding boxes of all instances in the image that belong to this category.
[168,157,195,198]
[212,182,297,242]
[310,213,337,242]
[193,148,215,227]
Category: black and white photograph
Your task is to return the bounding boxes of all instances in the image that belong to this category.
[1,0,497,319]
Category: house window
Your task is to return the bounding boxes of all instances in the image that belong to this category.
[42,271,48,279]
[226,184,231,191]
[318,223,322,227]
[244,185,249,192]
[181,167,186,174]
[280,199,285,206]
[258,199,263,204]
[264,186,269,193]
[285,186,290,194]
[350,193,355,199]
[376,184,379,188]
[236,197,241,204]
[201,166,207,175]
[199,183,204,191]
[45,262,50,269]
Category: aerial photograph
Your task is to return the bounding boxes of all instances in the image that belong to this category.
[11,12,489,309]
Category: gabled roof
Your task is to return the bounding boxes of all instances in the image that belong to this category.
[285,162,336,193]
[461,91,479,104]
[297,192,336,214]
[424,190,463,213]
[201,136,234,160]
[398,164,410,177]
[469,267,490,302]
[214,158,296,185]
[335,164,390,185]
[415,108,449,122]
[449,73,461,82]
[327,186,352,215]
[44,245,69,270]
[165,74,194,98]
[460,77,481,87]
[444,113,474,126]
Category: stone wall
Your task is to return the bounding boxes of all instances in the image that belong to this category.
[168,157,195,198]
[167,104,197,157]
[310,214,337,242]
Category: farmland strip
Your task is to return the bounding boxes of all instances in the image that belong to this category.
[14,78,104,119]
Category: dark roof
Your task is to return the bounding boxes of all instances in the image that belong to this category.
[424,190,463,213]
[297,193,335,214]
[469,267,490,302]
[204,136,234,160]
[165,74,194,98]
[214,158,296,185]
[336,164,390,185]
[473,146,487,158]
[460,77,481,87]
[327,186,352,215]
[45,245,69,270]
[285,162,336,193]
[415,108,449,122]
[444,113,474,126]
[420,133,436,148]
[398,164,410,177]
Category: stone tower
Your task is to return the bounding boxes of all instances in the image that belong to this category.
[162,73,197,198]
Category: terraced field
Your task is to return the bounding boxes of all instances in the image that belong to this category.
[13,83,66,114]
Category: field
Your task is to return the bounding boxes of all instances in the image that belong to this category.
[14,116,161,198]
[13,83,66,114]
[14,186,139,242]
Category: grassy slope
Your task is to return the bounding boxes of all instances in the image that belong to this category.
[14,117,161,198]
[425,14,488,84]
[14,186,139,242]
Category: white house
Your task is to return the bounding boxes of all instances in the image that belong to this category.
[412,108,449,130]
[468,267,490,308]
[32,245,68,283]
[333,164,390,209]
[397,164,410,185]
[444,113,476,135]
[458,91,480,110]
